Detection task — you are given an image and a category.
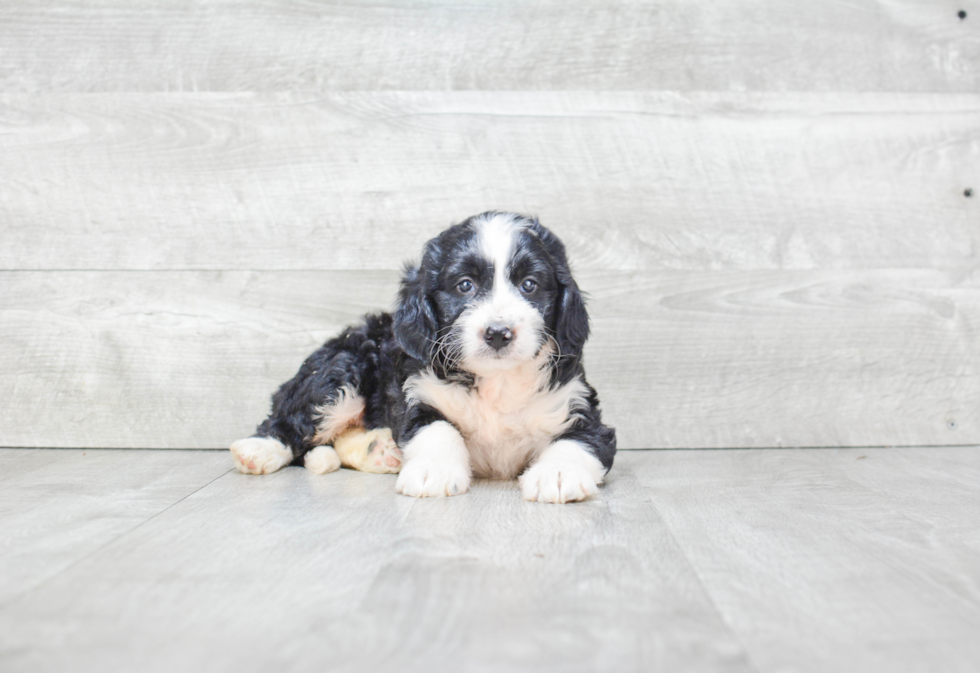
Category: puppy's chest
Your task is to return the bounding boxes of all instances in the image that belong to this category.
[457,382,553,444]
[406,369,586,478]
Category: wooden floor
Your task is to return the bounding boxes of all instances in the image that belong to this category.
[1,447,978,672]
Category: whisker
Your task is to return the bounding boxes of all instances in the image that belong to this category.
[545,333,576,364]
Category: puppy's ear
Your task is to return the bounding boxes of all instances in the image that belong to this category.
[555,273,590,361]
[393,241,440,362]
[528,218,589,372]
[529,218,591,361]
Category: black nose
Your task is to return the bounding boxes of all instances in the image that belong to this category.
[484,324,514,351]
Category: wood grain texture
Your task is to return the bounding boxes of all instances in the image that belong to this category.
[0,448,74,485]
[0,449,232,605]
[1,268,976,450]
[1,91,977,272]
[3,447,979,672]
[0,1,977,93]
[588,267,980,448]
[0,450,752,673]
[630,447,980,673]
[0,270,404,449]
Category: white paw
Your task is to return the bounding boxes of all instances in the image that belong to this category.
[395,421,471,498]
[520,440,605,504]
[304,446,342,475]
[230,436,293,475]
[396,458,471,497]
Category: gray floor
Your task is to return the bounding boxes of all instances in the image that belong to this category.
[1,447,978,673]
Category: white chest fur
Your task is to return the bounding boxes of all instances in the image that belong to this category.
[404,363,589,479]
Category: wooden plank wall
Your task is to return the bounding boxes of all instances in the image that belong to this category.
[0,1,978,450]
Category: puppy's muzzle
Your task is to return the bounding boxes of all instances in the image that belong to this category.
[484,324,514,351]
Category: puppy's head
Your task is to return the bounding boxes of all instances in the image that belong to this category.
[394,212,589,380]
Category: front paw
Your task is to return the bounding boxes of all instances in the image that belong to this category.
[395,420,471,497]
[520,451,601,504]
[396,458,470,497]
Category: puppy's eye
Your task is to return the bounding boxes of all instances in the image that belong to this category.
[457,279,475,293]
[520,278,537,293]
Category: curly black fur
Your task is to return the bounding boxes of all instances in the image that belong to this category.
[249,212,617,472]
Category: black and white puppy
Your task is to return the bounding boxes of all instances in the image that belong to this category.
[230,211,616,503]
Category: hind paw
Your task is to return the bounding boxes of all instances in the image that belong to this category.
[333,427,401,474]
[230,436,293,475]
[304,446,342,475]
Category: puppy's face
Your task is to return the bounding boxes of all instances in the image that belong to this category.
[395,212,589,379]
[433,214,557,373]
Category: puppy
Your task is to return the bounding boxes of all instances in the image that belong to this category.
[230,212,616,503]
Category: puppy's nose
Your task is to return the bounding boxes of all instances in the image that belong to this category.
[484,324,514,351]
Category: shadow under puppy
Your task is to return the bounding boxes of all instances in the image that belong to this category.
[230,211,616,503]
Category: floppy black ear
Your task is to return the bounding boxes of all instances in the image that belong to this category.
[528,218,591,362]
[393,242,440,363]
[555,273,590,361]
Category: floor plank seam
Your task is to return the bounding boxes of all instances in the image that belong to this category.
[637,488,763,673]
[0,466,236,610]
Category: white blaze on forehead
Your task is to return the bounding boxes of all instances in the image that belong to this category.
[476,213,522,299]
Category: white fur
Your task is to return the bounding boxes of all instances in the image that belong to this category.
[304,446,342,475]
[313,384,365,444]
[519,439,605,503]
[230,436,293,475]
[459,213,544,373]
[404,354,590,479]
[477,212,519,273]
[395,420,472,497]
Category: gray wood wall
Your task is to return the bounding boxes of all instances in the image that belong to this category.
[1,1,978,450]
